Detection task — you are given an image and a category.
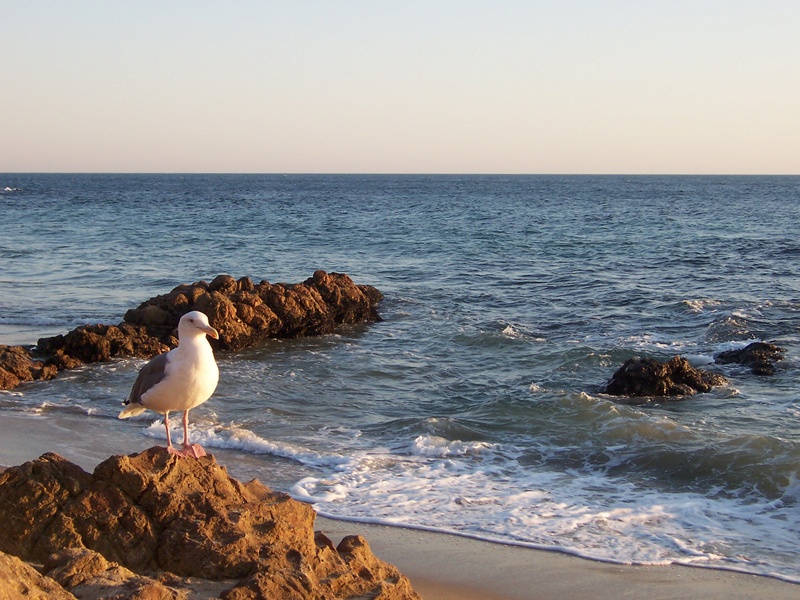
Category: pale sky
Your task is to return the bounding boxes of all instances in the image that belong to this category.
[2,1,799,174]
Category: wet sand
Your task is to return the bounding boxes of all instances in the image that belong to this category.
[316,516,799,600]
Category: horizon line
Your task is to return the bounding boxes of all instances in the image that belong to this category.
[2,171,798,177]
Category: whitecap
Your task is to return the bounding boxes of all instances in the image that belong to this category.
[624,333,685,351]
[683,299,722,313]
[141,421,353,469]
[499,322,546,342]
[410,435,494,458]
[683,353,715,366]
[501,324,517,337]
[714,339,762,353]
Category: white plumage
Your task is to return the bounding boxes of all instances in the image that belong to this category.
[119,310,219,457]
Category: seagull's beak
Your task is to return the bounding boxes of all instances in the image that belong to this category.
[203,325,220,339]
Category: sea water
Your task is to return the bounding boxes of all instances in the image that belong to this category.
[1,174,800,581]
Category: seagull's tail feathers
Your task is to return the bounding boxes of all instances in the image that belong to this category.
[118,402,148,419]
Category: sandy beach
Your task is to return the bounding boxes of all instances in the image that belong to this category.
[317,516,800,600]
[1,411,798,600]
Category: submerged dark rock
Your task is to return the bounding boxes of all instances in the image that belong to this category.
[0,271,383,391]
[714,341,785,375]
[602,356,727,398]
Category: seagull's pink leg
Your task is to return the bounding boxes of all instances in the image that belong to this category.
[181,410,206,458]
[165,412,181,456]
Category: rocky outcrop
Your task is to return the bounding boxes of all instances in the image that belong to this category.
[714,341,785,375]
[121,271,383,351]
[35,323,170,371]
[42,547,184,600]
[0,448,419,599]
[0,550,76,600]
[0,271,383,391]
[602,356,727,398]
[0,344,58,390]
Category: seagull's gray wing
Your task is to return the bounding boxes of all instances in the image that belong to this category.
[126,353,170,406]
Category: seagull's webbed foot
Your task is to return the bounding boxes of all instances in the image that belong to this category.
[181,443,207,458]
[165,443,206,458]
[167,444,183,456]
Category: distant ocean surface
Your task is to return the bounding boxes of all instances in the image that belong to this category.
[2,174,800,582]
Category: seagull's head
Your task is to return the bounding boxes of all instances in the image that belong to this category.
[179,310,220,340]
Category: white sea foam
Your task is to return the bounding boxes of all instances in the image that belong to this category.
[501,324,518,337]
[624,333,687,351]
[500,323,546,342]
[714,339,762,353]
[290,431,800,583]
[731,307,763,320]
[683,299,722,313]
[683,353,715,366]
[410,435,494,458]
[141,421,353,469]
[764,473,800,510]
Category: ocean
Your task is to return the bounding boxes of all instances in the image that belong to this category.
[1,174,800,582]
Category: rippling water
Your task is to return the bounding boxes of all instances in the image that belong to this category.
[2,174,800,581]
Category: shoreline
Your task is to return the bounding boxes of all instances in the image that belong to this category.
[315,516,800,600]
[1,411,798,599]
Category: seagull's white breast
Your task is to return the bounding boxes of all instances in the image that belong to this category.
[140,338,219,414]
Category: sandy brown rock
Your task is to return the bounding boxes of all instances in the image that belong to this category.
[602,356,727,398]
[36,323,170,371]
[121,271,382,351]
[0,550,76,600]
[222,533,419,600]
[0,344,57,390]
[43,548,184,600]
[0,271,382,392]
[0,452,93,561]
[0,449,419,600]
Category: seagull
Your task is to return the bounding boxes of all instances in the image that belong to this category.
[119,310,220,458]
